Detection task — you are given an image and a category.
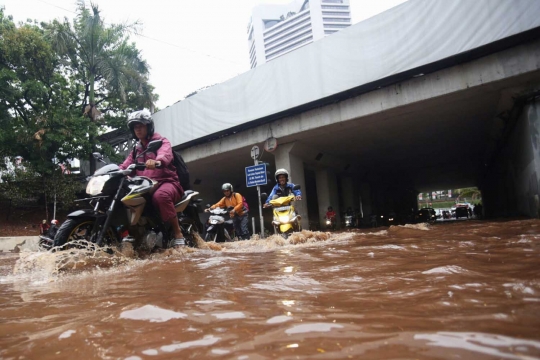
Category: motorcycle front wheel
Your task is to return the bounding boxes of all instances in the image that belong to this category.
[204,232,218,242]
[53,218,118,250]
[179,218,199,247]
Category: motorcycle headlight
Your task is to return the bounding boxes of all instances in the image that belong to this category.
[279,216,290,223]
[210,219,219,224]
[86,175,109,195]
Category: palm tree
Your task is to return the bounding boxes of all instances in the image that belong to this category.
[47,0,154,120]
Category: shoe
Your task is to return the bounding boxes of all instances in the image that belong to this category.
[172,238,186,247]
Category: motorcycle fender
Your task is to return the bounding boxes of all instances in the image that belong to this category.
[66,209,103,219]
[280,223,293,233]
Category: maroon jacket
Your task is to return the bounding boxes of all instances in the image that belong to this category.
[119,133,180,186]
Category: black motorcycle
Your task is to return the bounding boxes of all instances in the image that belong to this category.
[52,140,202,251]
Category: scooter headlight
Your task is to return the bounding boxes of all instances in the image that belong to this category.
[279,216,290,223]
[326,220,331,225]
[86,175,109,195]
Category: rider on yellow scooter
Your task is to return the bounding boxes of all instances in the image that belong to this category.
[263,169,302,207]
[263,169,302,237]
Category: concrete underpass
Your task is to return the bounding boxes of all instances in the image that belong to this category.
[93,0,540,234]
[180,38,540,233]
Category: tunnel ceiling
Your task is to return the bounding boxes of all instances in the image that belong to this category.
[186,72,539,194]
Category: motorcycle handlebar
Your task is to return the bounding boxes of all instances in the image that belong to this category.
[134,161,162,170]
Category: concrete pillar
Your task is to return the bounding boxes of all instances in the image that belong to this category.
[316,168,340,228]
[341,177,355,213]
[481,98,540,218]
[273,142,309,229]
[359,182,372,220]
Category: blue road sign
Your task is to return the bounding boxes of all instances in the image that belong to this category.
[246,164,267,187]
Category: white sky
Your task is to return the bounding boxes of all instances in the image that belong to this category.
[1,0,407,109]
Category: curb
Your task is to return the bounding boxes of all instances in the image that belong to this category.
[0,237,40,252]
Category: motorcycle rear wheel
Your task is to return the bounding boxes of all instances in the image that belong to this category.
[53,218,118,250]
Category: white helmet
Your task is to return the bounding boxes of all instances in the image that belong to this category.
[221,183,233,192]
[127,109,154,139]
[275,168,289,182]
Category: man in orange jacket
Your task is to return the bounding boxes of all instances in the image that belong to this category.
[205,183,250,240]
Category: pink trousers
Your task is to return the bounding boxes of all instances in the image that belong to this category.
[152,182,184,222]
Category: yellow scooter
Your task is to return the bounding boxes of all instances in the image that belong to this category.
[267,185,302,239]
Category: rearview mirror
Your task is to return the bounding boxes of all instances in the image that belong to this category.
[293,184,301,191]
[147,139,163,153]
[137,139,163,158]
[92,152,107,164]
[260,193,268,201]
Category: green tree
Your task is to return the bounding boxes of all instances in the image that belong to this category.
[46,1,155,123]
[0,4,157,218]
[0,9,90,174]
[46,1,157,172]
[0,164,83,220]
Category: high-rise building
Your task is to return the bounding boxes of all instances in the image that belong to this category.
[247,0,351,69]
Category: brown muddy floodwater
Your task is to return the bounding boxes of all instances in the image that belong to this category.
[1,219,539,359]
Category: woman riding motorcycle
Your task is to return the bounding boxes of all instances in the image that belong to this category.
[119,110,186,246]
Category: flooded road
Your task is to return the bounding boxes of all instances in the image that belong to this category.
[1,219,539,359]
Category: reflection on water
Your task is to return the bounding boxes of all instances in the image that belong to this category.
[1,220,539,359]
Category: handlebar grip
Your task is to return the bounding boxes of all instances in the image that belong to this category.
[135,161,162,170]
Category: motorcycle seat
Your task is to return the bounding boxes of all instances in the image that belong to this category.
[174,190,199,211]
[176,190,195,204]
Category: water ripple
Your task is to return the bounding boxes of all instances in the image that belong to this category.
[119,305,186,322]
[415,332,540,359]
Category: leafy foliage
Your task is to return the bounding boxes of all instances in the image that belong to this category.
[46,0,156,120]
[0,164,83,213]
[0,3,157,217]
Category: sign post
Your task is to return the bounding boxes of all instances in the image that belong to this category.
[246,146,266,238]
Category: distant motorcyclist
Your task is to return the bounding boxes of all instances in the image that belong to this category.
[119,109,186,246]
[47,219,59,239]
[326,206,336,222]
[39,220,50,235]
[263,169,302,208]
[205,183,250,240]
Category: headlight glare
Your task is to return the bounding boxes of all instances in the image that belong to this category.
[86,175,109,195]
